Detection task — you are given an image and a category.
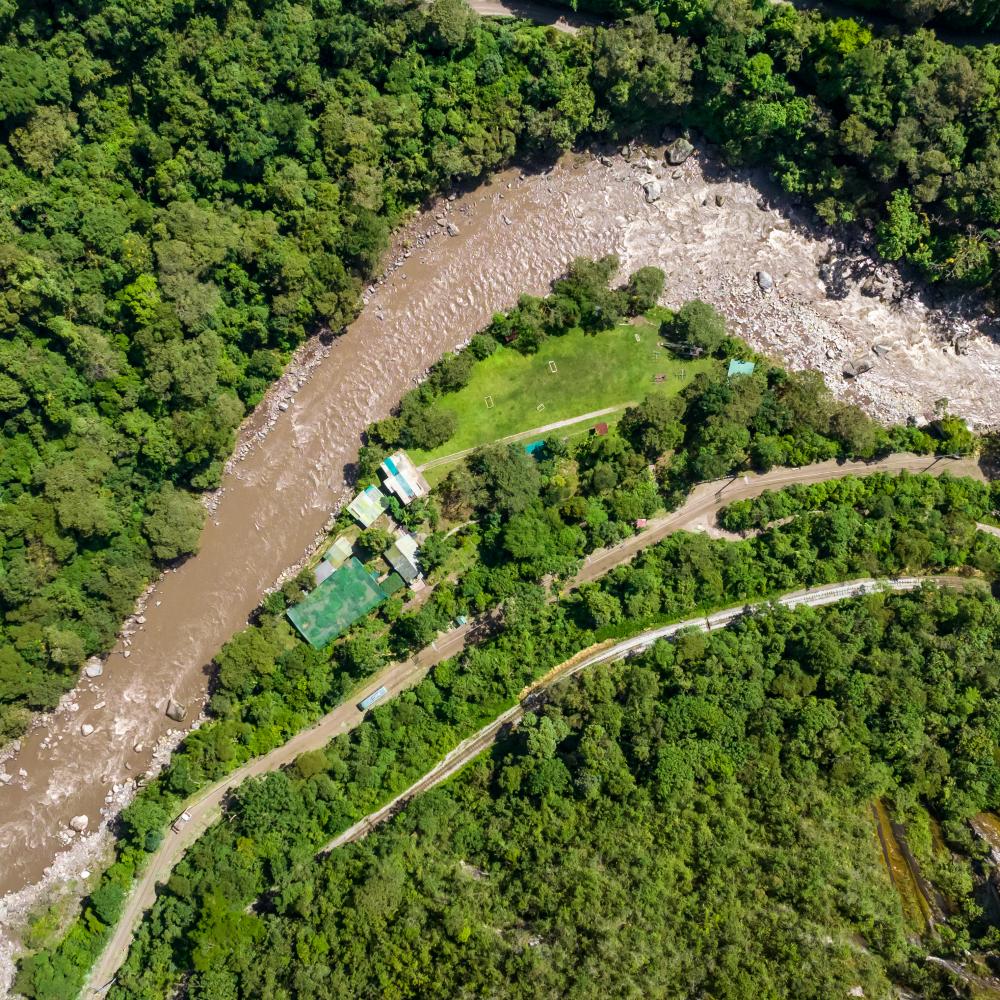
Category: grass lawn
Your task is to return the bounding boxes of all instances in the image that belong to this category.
[421,408,629,487]
[410,320,715,465]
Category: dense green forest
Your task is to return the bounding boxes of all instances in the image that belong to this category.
[164,587,1000,999]
[5,0,1000,740]
[833,0,1000,31]
[13,265,994,997]
[84,588,1000,997]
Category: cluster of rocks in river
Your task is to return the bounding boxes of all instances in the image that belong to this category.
[223,335,331,476]
[607,135,996,429]
[55,716,206,840]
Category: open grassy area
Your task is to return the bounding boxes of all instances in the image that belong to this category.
[410,320,716,465]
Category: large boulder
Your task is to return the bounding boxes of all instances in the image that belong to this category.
[165,698,187,722]
[84,658,103,679]
[69,815,89,833]
[756,270,774,292]
[843,356,875,378]
[665,137,694,165]
[643,179,662,203]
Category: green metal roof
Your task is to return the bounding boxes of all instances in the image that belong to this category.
[287,558,385,648]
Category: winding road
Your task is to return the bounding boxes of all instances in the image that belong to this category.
[85,452,986,993]
[322,574,983,855]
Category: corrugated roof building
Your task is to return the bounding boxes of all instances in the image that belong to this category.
[347,485,387,527]
[385,532,420,583]
[380,451,430,506]
[327,536,354,568]
[315,535,354,584]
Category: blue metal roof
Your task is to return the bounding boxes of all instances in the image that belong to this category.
[727,359,756,377]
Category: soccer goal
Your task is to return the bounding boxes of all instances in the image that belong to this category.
[484,395,494,409]
[548,361,558,374]
[536,403,545,412]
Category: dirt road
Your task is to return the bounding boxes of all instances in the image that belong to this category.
[84,615,491,994]
[84,453,984,993]
[575,453,984,584]
[465,0,600,32]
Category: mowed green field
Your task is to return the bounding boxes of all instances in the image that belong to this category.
[410,320,715,465]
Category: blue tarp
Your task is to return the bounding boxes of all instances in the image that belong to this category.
[727,359,756,377]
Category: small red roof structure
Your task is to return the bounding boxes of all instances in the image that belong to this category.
[635,518,648,529]
[594,422,609,436]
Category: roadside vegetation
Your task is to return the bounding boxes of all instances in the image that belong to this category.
[14,263,996,1000]
[127,586,1000,999]
[6,0,1000,744]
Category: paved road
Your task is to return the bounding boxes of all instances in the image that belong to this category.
[85,451,984,993]
[320,575,980,855]
[418,404,630,472]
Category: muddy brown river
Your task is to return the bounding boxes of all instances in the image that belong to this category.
[2,145,999,976]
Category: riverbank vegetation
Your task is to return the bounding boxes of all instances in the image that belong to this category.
[121,586,1000,998]
[5,0,1000,743]
[370,255,967,486]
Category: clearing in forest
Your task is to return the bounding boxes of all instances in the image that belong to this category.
[410,319,715,464]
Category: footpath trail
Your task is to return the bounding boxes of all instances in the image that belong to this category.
[417,404,630,472]
[322,575,980,855]
[85,452,985,993]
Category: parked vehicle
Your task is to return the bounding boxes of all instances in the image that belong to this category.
[171,811,192,833]
[358,686,388,711]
